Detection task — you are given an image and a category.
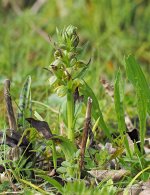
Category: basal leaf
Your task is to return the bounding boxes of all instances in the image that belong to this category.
[17,76,32,128]
[38,175,63,193]
[114,70,126,135]
[125,55,148,152]
[125,55,150,113]
[52,135,77,160]
[26,118,53,139]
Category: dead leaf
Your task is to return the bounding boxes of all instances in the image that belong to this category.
[0,172,9,183]
[124,180,150,195]
[88,169,130,182]
[141,180,150,191]
[105,143,116,154]
[139,190,150,195]
[0,130,28,147]
[26,118,53,139]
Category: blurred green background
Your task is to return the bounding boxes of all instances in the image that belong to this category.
[0,0,150,127]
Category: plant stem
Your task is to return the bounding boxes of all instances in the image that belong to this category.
[67,82,74,142]
[80,97,92,171]
[4,79,17,131]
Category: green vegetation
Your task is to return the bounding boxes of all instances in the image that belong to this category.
[0,1,150,194]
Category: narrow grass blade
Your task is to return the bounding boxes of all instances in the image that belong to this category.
[123,166,150,195]
[19,178,48,194]
[32,100,59,114]
[81,81,111,139]
[86,117,100,148]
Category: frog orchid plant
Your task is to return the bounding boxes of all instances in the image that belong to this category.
[49,25,88,142]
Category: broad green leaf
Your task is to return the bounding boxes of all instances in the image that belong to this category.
[57,166,66,174]
[114,70,126,135]
[80,81,111,139]
[17,76,32,128]
[136,85,147,152]
[125,54,150,113]
[51,135,77,160]
[114,70,131,156]
[38,175,63,193]
[125,55,148,152]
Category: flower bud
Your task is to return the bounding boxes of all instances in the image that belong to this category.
[65,25,79,48]
[54,49,62,59]
[58,25,79,50]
